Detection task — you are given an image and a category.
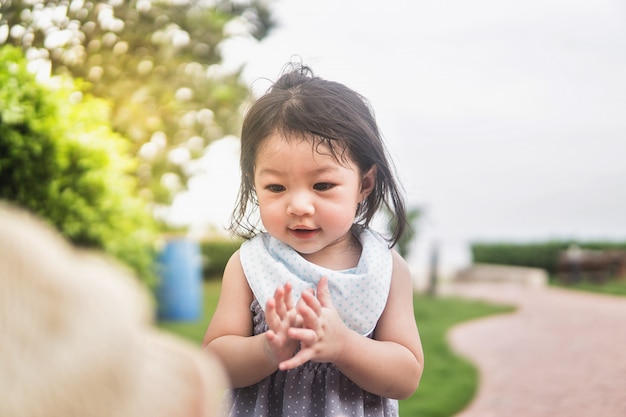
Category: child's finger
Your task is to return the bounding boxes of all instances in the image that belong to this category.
[264,297,281,330]
[316,276,334,308]
[288,327,318,345]
[299,287,322,316]
[296,297,320,331]
[283,282,294,310]
[278,349,314,371]
[273,286,287,317]
[265,329,277,343]
[296,299,320,330]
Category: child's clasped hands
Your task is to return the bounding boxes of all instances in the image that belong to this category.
[264,276,348,371]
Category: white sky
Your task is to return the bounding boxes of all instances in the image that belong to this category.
[170,0,626,272]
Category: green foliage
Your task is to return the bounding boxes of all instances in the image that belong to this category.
[386,204,422,258]
[398,206,422,258]
[471,241,568,274]
[1,0,275,206]
[560,279,626,297]
[471,241,626,275]
[200,238,242,279]
[0,45,157,286]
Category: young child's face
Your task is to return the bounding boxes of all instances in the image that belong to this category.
[254,132,373,262]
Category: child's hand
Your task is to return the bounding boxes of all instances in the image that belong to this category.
[278,277,349,370]
[264,282,301,366]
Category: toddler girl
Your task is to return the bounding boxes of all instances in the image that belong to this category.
[203,65,423,417]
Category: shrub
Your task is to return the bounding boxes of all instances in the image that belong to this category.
[471,241,626,275]
[200,239,243,279]
[0,45,157,286]
[471,242,568,274]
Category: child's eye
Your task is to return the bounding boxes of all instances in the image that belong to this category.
[313,182,334,191]
[266,184,285,193]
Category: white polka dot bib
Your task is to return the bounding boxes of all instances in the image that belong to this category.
[239,227,393,336]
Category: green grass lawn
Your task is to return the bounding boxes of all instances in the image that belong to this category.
[157,280,222,343]
[158,281,513,417]
[401,295,513,417]
[552,277,626,297]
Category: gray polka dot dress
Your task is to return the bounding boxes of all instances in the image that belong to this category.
[228,227,399,417]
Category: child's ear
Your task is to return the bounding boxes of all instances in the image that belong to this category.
[360,165,377,200]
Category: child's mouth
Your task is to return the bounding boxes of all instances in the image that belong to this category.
[290,228,319,239]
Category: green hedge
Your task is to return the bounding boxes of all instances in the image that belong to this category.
[0,45,157,286]
[471,241,626,275]
[200,239,243,279]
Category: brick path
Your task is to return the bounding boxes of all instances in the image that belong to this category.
[444,282,626,417]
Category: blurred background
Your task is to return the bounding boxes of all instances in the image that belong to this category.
[2,0,626,286]
[2,3,625,416]
[171,0,626,284]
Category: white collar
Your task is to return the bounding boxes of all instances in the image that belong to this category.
[239,228,393,335]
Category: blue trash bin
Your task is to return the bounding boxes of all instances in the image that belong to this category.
[157,238,202,321]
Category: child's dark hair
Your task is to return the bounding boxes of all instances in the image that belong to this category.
[230,64,407,247]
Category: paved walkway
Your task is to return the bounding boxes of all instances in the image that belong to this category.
[443,282,626,417]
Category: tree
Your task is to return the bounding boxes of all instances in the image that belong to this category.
[0,44,158,286]
[0,0,274,207]
[387,205,422,258]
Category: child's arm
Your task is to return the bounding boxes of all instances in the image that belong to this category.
[282,251,424,399]
[202,251,300,388]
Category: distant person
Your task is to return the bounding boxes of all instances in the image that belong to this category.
[0,203,228,417]
[203,65,424,416]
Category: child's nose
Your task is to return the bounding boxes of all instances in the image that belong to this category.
[287,191,314,216]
